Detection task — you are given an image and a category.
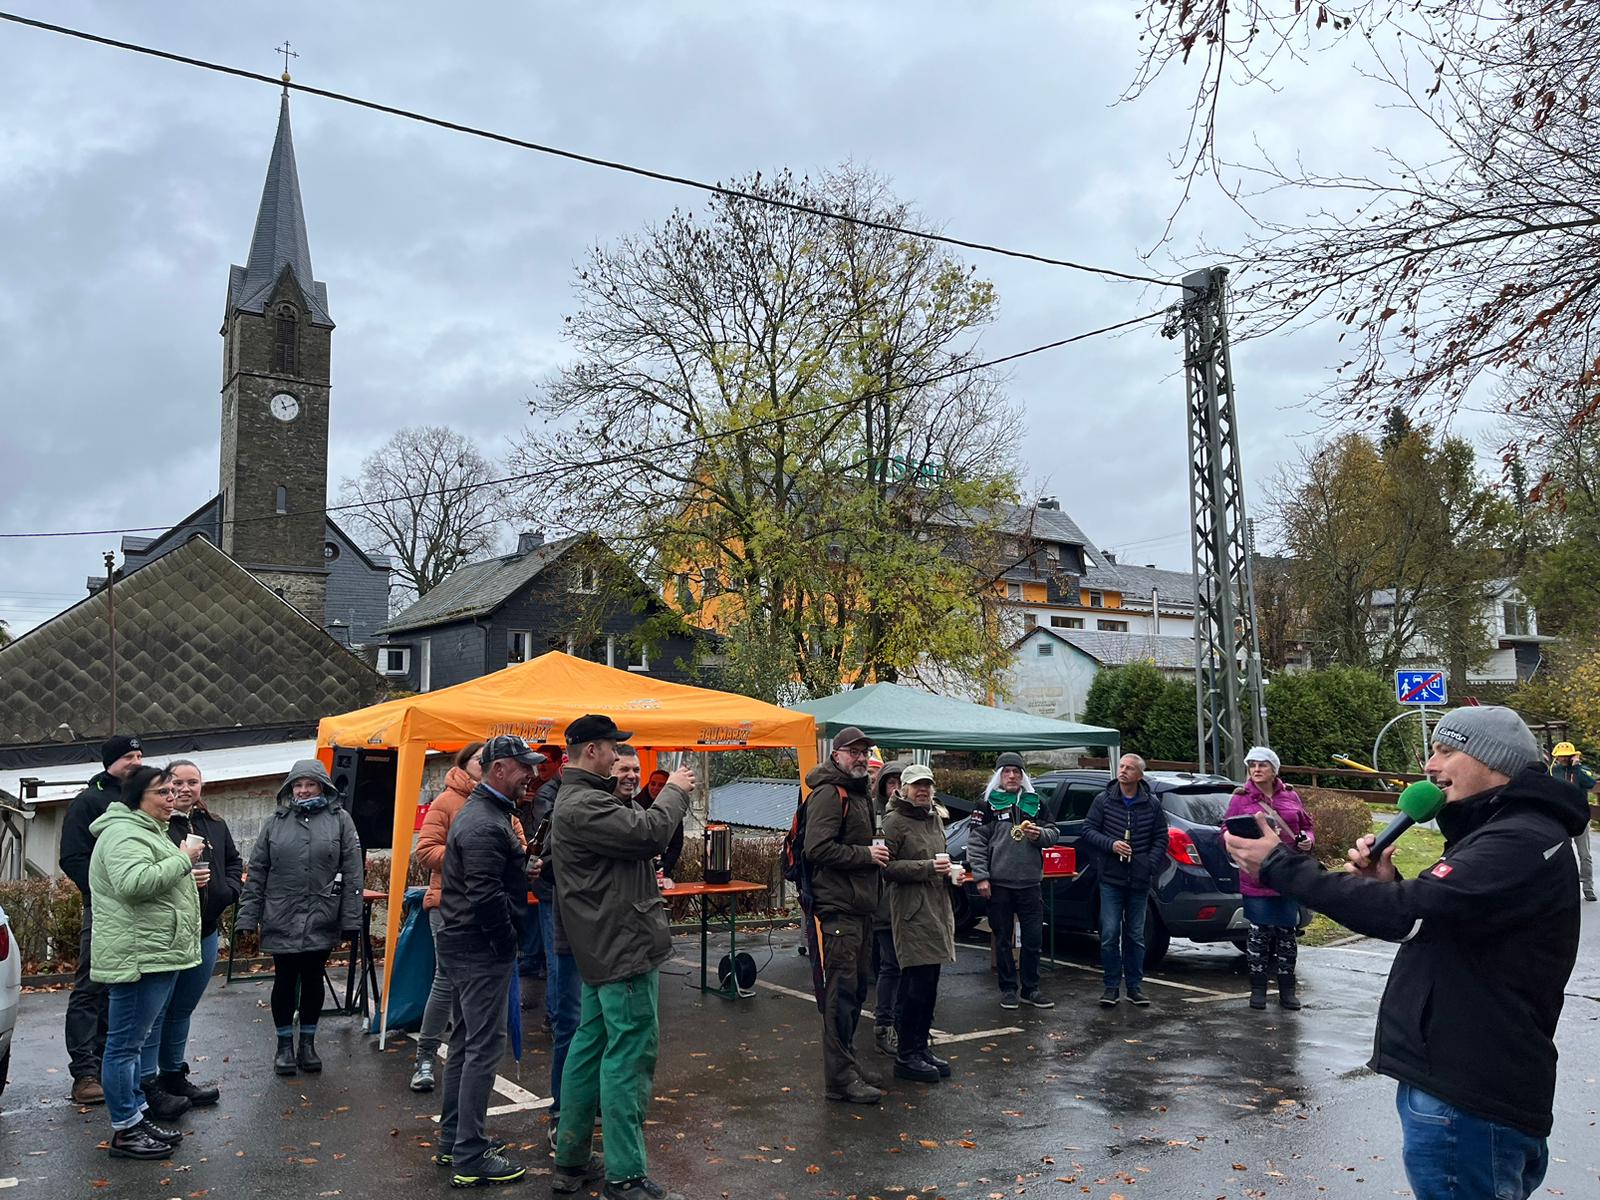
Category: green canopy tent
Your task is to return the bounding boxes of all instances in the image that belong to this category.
[792,681,1121,759]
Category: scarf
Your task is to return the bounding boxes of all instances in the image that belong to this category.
[987,788,1042,819]
[292,794,330,813]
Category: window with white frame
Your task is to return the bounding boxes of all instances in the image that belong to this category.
[1503,601,1531,637]
[1006,582,1023,601]
[507,630,533,664]
[378,646,410,676]
[570,564,599,594]
[1097,618,1129,632]
[1050,615,1083,629]
[1088,590,1104,608]
[625,641,650,672]
[1023,613,1037,629]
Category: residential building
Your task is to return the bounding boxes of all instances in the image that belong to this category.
[1004,627,1196,721]
[1371,579,1549,685]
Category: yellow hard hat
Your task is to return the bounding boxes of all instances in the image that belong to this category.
[1552,741,1578,758]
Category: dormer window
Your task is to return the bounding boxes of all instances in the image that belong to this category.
[274,305,298,373]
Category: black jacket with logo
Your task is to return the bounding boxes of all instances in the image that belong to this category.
[166,806,245,937]
[59,772,123,897]
[1260,766,1588,1136]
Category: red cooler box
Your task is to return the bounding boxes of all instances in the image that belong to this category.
[1042,846,1076,878]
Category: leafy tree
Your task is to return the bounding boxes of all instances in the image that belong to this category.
[1083,662,1172,760]
[512,166,1022,699]
[1144,678,1200,763]
[1264,667,1410,776]
[339,426,512,606]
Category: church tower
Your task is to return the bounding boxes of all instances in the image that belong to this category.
[219,91,333,627]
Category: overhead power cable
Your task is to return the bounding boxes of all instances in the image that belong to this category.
[0,309,1168,541]
[0,10,1182,291]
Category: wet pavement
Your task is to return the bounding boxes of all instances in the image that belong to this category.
[3,910,1598,1199]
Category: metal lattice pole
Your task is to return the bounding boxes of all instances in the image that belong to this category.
[1165,268,1266,779]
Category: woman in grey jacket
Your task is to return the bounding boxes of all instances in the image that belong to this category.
[236,760,362,1076]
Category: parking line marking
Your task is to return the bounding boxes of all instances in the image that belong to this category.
[1182,991,1260,1004]
[930,1025,1025,1043]
[1042,957,1228,996]
[431,1044,550,1116]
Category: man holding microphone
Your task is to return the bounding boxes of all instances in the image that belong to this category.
[1225,707,1588,1200]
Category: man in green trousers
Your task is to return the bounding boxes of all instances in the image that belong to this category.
[549,714,695,1200]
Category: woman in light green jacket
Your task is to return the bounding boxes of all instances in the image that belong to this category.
[88,765,203,1160]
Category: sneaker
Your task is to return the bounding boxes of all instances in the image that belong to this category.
[108,1125,174,1159]
[873,1025,898,1056]
[604,1179,686,1200]
[1098,988,1119,1007]
[894,1054,939,1082]
[449,1152,527,1188]
[409,1057,436,1093]
[71,1076,106,1105]
[999,991,1020,1010]
[433,1138,509,1167]
[551,1154,604,1194]
[824,1079,883,1104]
[1586,891,1597,902]
[1127,989,1150,1006]
[1019,990,1055,1009]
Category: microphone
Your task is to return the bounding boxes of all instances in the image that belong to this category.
[1369,780,1446,858]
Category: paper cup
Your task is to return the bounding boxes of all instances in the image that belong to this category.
[934,853,950,867]
[184,834,204,851]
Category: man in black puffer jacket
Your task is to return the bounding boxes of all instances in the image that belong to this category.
[1080,754,1168,1008]
[1227,706,1586,1200]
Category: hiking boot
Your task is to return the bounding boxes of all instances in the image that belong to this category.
[824,1079,883,1104]
[893,1055,940,1083]
[449,1152,527,1188]
[297,1033,322,1073]
[551,1154,605,1193]
[1019,989,1055,1009]
[274,1035,298,1075]
[918,1049,952,1078]
[140,1075,191,1122]
[1126,989,1150,1007]
[139,1117,184,1145]
[71,1075,105,1105]
[159,1065,219,1107]
[604,1177,686,1200]
[409,1056,436,1092]
[999,990,1019,1010]
[1098,988,1119,1007]
[1585,890,1596,902]
[1277,975,1303,1011]
[1248,979,1269,1011]
[435,1139,510,1167]
[108,1125,174,1159]
[873,1025,898,1055]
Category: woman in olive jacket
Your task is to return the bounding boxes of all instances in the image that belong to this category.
[236,760,362,1077]
[88,765,204,1159]
[880,765,957,1084]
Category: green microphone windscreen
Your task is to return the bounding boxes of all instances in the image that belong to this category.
[1397,779,1446,822]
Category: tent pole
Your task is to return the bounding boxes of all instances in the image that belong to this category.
[379,737,428,1049]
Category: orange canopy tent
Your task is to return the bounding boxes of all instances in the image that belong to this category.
[315,651,819,1040]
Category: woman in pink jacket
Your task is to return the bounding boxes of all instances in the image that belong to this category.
[1224,746,1314,1011]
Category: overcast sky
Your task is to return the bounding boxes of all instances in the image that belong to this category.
[0,2,1489,635]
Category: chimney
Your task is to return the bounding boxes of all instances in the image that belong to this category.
[1039,496,1061,511]
[517,530,545,554]
[1104,551,1117,564]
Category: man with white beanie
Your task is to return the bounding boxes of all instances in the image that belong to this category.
[1226,705,1589,1200]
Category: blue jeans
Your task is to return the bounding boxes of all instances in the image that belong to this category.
[548,948,582,1110]
[520,902,544,978]
[1098,881,1149,991]
[147,931,219,1076]
[103,972,179,1131]
[1395,1083,1548,1199]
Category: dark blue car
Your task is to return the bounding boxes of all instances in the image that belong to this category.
[944,769,1266,966]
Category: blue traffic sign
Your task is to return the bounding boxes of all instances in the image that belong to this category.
[1396,670,1447,705]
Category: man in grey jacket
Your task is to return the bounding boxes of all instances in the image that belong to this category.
[967,751,1058,1010]
[434,735,545,1190]
[549,715,694,1200]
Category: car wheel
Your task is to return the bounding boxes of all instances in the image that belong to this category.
[1144,904,1170,968]
[951,886,978,937]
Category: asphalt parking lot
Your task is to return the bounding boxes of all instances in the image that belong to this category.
[3,914,1598,1198]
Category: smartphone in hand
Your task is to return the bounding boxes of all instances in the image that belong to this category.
[1224,815,1268,840]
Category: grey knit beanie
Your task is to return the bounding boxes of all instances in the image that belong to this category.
[1431,706,1540,777]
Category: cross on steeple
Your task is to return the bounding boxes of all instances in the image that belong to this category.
[275,40,298,90]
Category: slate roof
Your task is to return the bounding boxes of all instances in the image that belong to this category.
[1,536,381,744]
[225,94,331,325]
[709,777,800,832]
[991,502,1098,552]
[378,535,585,635]
[1025,627,1197,671]
[1080,562,1196,608]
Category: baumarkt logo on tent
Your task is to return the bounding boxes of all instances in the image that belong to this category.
[697,722,754,747]
[487,719,557,742]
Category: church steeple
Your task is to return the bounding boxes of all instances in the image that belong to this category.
[224,93,332,327]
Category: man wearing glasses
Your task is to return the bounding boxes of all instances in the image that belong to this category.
[803,726,890,1104]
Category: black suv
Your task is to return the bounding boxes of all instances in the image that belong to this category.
[944,769,1258,966]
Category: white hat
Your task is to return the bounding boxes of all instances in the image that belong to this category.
[1245,746,1280,771]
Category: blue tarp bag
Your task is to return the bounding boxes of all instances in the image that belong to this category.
[369,886,432,1034]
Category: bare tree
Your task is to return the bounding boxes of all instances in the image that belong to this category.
[1125,2,1600,434]
[339,426,509,603]
[511,166,1025,700]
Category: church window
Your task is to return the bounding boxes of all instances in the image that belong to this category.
[275,485,288,514]
[274,307,298,372]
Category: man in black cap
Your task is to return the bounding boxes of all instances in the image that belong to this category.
[549,715,694,1200]
[435,734,546,1189]
[803,725,889,1104]
[59,734,144,1104]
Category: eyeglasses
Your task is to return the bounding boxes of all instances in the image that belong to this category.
[836,745,871,757]
[148,786,174,797]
